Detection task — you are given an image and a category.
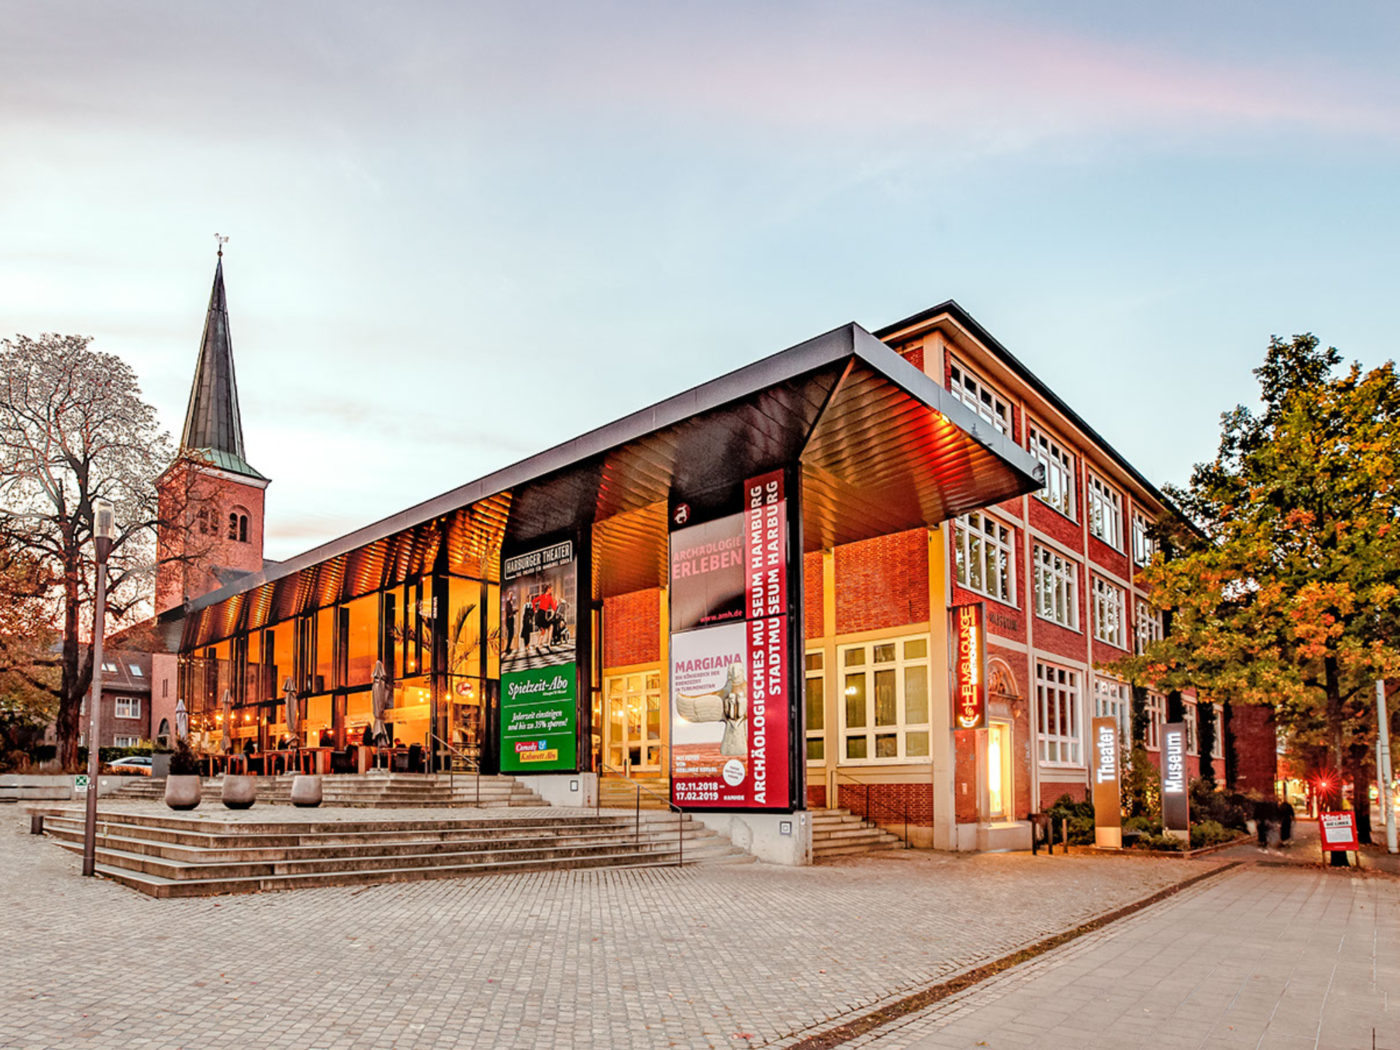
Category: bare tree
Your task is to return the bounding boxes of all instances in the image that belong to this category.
[0,334,173,768]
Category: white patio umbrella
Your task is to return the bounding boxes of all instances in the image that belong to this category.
[371,660,389,746]
[283,676,299,745]
[220,689,233,753]
[174,697,188,740]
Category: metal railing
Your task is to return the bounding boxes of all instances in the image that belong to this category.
[429,734,481,807]
[597,762,684,867]
[831,769,913,847]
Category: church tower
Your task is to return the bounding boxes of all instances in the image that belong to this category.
[155,247,270,613]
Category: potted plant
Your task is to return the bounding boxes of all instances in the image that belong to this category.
[221,763,257,810]
[163,738,202,810]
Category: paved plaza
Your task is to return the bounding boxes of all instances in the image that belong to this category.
[5,806,1212,1050]
[846,863,1399,1050]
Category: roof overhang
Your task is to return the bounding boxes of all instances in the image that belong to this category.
[177,322,1043,648]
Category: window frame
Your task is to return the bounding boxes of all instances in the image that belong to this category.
[1033,545,1079,630]
[805,650,825,765]
[948,359,1012,435]
[1093,676,1131,749]
[1134,601,1163,656]
[113,735,139,748]
[837,635,932,765]
[1131,513,1158,566]
[953,511,1016,605]
[1087,473,1123,550]
[1027,423,1076,519]
[1144,691,1165,750]
[1036,660,1082,767]
[1091,576,1127,649]
[114,696,141,720]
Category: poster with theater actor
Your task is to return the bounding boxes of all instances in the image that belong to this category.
[499,539,578,773]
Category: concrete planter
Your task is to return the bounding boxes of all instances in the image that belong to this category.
[164,775,202,810]
[221,774,257,810]
[289,774,322,808]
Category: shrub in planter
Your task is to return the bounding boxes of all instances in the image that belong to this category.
[1190,820,1236,849]
[1134,832,1186,852]
[164,739,202,810]
[1046,793,1098,845]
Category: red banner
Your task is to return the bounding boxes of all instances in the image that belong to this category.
[668,470,791,810]
[951,603,986,730]
[1319,811,1359,851]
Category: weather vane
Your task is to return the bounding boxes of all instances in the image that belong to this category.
[215,232,229,257]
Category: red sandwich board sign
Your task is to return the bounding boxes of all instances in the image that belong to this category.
[1319,811,1359,851]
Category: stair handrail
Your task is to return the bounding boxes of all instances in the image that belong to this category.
[429,733,481,807]
[831,768,912,848]
[597,762,683,867]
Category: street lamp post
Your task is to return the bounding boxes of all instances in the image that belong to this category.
[81,498,115,878]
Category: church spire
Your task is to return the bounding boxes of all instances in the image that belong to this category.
[179,242,265,480]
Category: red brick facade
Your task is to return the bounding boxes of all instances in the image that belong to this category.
[833,529,929,635]
[603,589,661,668]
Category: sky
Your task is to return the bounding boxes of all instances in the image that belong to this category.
[3,1,1398,560]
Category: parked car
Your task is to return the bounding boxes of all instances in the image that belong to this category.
[108,755,153,776]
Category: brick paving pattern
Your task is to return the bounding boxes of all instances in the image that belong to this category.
[845,865,1400,1050]
[3,808,1212,1050]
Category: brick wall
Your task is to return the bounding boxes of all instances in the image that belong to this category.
[803,551,823,639]
[603,589,660,668]
[1230,704,1277,794]
[841,781,934,829]
[834,529,929,634]
[156,461,266,613]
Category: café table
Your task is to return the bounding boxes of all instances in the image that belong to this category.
[300,747,332,775]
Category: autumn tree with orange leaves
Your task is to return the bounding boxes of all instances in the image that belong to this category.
[1120,334,1400,843]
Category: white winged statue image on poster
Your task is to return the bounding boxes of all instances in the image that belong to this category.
[674,661,747,756]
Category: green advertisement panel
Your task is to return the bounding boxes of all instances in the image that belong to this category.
[500,664,578,772]
[499,537,580,773]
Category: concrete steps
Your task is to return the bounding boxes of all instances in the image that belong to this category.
[40,808,752,897]
[111,773,544,808]
[597,777,672,811]
[810,807,905,860]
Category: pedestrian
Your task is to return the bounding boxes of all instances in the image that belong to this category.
[1253,796,1275,849]
[1278,798,1294,845]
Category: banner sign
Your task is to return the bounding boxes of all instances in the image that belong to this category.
[1319,811,1359,851]
[669,471,791,810]
[950,603,986,730]
[500,539,578,773]
[1091,716,1122,847]
[1161,721,1189,833]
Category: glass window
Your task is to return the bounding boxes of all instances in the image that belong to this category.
[954,511,1015,604]
[343,593,379,687]
[1028,424,1075,519]
[1033,546,1079,629]
[839,635,931,764]
[1132,514,1158,567]
[128,663,143,677]
[268,622,295,699]
[1212,705,1225,759]
[1134,602,1163,656]
[446,577,483,680]
[949,360,1011,434]
[1036,660,1081,765]
[1092,577,1126,648]
[1144,691,1165,750]
[1087,474,1123,549]
[114,696,141,719]
[1093,676,1130,746]
[314,606,335,693]
[1185,705,1199,755]
[805,650,825,763]
[113,735,138,748]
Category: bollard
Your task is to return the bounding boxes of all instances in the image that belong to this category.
[30,813,44,835]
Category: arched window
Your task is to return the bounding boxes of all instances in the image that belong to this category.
[156,718,171,747]
[228,507,250,543]
[196,507,211,535]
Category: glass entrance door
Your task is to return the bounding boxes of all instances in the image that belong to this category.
[986,720,1013,821]
[603,670,663,775]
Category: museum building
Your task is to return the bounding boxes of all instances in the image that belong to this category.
[147,256,1271,856]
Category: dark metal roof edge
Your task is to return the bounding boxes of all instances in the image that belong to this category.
[183,323,864,614]
[847,324,1045,487]
[872,299,1181,517]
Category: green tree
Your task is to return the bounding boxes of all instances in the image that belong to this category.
[0,334,173,769]
[1117,335,1400,842]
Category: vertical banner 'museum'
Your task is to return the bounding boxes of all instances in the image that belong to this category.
[668,471,791,810]
[499,539,578,773]
[950,603,986,730]
[1161,721,1189,836]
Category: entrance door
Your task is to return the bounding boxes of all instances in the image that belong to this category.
[986,720,1013,821]
[603,669,663,775]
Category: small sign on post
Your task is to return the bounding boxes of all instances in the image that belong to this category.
[1091,716,1122,848]
[1161,722,1190,841]
[73,774,91,796]
[1319,811,1359,854]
